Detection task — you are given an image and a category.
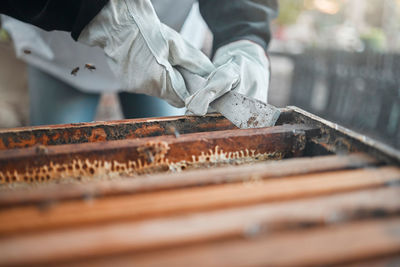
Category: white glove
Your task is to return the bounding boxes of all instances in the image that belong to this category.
[213,40,271,104]
[183,40,271,115]
[78,0,239,112]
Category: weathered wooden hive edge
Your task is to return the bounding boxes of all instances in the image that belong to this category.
[286,106,400,164]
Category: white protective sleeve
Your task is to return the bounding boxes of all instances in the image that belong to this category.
[79,0,270,115]
[78,0,241,114]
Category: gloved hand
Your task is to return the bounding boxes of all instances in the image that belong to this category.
[184,40,271,115]
[213,40,271,104]
[78,0,239,112]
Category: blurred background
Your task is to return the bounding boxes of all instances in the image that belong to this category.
[268,0,400,149]
[0,0,399,148]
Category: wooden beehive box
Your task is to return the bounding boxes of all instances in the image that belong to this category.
[0,107,399,266]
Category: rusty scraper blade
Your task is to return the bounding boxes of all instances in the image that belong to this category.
[210,91,281,129]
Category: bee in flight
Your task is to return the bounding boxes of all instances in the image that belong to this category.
[85,63,96,71]
[71,67,80,76]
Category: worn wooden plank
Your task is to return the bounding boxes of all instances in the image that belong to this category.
[0,153,378,208]
[289,106,400,165]
[0,111,294,151]
[0,187,399,266]
[342,256,400,267]
[0,124,318,186]
[0,166,398,236]
[70,218,400,267]
[0,114,236,150]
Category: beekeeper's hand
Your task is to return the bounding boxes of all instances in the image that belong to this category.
[183,40,271,115]
[78,0,239,113]
[214,40,270,103]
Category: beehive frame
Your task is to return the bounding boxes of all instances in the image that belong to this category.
[0,106,399,266]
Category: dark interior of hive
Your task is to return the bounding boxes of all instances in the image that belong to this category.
[0,110,360,189]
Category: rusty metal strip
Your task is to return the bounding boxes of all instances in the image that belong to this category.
[0,166,398,236]
[0,187,399,266]
[0,124,319,186]
[0,153,378,208]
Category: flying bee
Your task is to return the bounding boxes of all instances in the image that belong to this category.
[23,49,31,55]
[71,67,80,76]
[85,63,96,71]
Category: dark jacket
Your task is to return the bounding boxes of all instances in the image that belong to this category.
[0,0,277,52]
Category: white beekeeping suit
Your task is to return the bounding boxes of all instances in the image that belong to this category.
[1,0,208,94]
[2,0,273,121]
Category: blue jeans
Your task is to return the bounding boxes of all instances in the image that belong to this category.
[28,66,184,126]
